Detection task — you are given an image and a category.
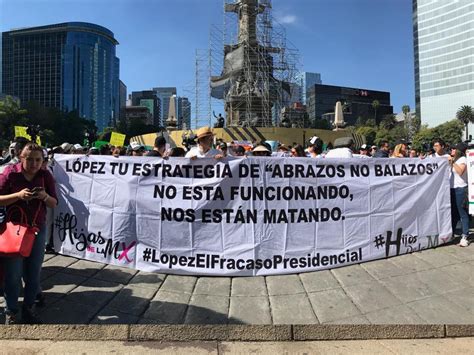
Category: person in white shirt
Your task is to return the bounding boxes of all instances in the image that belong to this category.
[185,127,222,159]
[431,138,450,158]
[449,142,470,247]
[325,137,353,158]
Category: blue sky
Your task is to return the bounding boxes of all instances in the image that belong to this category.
[1,0,415,117]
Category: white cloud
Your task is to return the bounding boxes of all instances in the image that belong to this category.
[277,14,297,25]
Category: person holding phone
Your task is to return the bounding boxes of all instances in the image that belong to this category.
[0,142,57,324]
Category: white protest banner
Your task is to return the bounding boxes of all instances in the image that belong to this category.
[467,150,474,215]
[52,155,452,276]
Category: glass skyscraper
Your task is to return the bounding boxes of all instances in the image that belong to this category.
[2,22,120,131]
[414,0,474,127]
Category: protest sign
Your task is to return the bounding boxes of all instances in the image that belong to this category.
[52,156,452,276]
[110,132,126,147]
[14,126,41,145]
[467,150,474,215]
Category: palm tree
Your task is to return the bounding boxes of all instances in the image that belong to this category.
[372,100,380,123]
[456,105,474,141]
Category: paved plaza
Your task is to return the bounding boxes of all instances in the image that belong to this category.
[1,243,473,325]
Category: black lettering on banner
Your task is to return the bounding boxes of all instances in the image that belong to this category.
[161,207,195,222]
[239,164,260,178]
[109,161,129,175]
[350,164,370,177]
[65,160,106,175]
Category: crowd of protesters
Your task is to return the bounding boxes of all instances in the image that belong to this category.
[0,126,471,324]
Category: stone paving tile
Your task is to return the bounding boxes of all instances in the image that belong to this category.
[379,273,435,303]
[128,271,166,290]
[406,294,474,324]
[364,305,426,324]
[330,264,375,287]
[41,271,88,297]
[91,307,140,324]
[444,245,474,261]
[229,296,271,324]
[40,269,57,281]
[141,290,192,324]
[343,280,401,314]
[39,298,100,324]
[93,264,139,285]
[60,259,105,278]
[299,270,341,293]
[269,294,318,324]
[231,277,267,297]
[159,275,197,294]
[324,314,371,325]
[444,287,474,314]
[265,275,305,296]
[307,288,362,323]
[43,253,56,262]
[67,278,123,308]
[414,247,464,267]
[360,258,406,280]
[107,284,156,316]
[42,255,78,270]
[184,295,229,324]
[193,277,231,297]
[438,263,474,287]
[414,268,466,294]
[389,253,433,273]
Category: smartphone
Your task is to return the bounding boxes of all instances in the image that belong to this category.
[30,187,44,195]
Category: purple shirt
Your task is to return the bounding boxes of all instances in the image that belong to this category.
[0,163,57,227]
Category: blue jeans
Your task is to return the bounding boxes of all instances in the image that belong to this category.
[451,187,469,236]
[3,225,46,314]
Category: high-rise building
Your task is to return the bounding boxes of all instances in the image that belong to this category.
[1,22,120,131]
[153,87,177,123]
[119,80,127,121]
[177,96,191,130]
[307,84,393,126]
[296,72,322,104]
[130,90,161,127]
[413,0,474,127]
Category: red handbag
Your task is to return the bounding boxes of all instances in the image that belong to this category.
[0,205,41,257]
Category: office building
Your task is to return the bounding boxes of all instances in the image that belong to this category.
[119,80,127,121]
[414,0,474,127]
[307,84,393,126]
[130,90,161,127]
[296,72,322,104]
[153,87,176,124]
[177,96,191,130]
[2,22,120,131]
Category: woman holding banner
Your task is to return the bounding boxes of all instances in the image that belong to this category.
[0,142,57,324]
[449,143,470,247]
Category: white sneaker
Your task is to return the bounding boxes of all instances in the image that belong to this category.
[459,235,470,247]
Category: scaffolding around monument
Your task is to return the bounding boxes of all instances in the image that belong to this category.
[194,0,300,129]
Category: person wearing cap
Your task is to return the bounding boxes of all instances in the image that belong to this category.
[147,136,167,157]
[325,137,353,158]
[129,142,146,156]
[359,144,370,157]
[185,127,221,159]
[448,142,470,247]
[72,144,85,155]
[252,144,272,157]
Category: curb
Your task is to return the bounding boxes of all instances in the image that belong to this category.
[0,324,472,341]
